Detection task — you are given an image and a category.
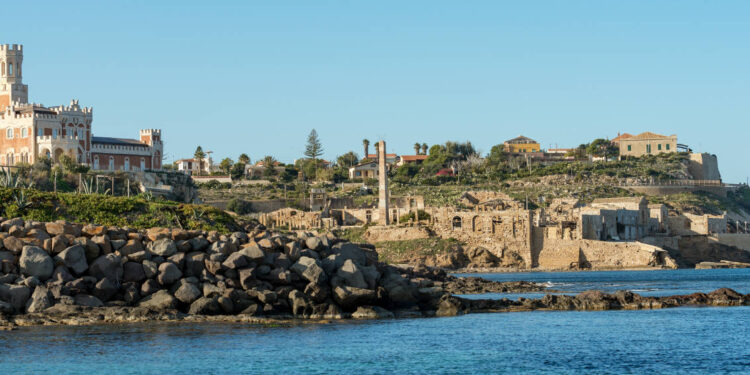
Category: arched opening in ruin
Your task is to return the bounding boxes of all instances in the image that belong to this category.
[366,210,372,224]
[452,216,462,230]
[472,216,480,232]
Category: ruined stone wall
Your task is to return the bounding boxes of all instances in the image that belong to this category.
[711,234,750,252]
[363,226,432,243]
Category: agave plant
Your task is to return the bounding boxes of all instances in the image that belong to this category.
[0,168,22,188]
[191,208,206,221]
[13,190,33,211]
[78,177,110,195]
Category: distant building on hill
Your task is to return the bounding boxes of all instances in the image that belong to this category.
[618,132,678,158]
[504,135,541,154]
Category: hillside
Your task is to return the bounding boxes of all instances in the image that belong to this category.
[0,187,239,233]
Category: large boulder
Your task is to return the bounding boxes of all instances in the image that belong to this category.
[25,286,53,313]
[123,262,146,282]
[288,289,310,317]
[381,270,418,307]
[74,294,104,307]
[55,245,89,275]
[290,256,327,285]
[332,286,376,310]
[19,246,54,281]
[174,283,202,304]
[157,262,182,285]
[189,296,222,315]
[2,236,24,254]
[93,278,118,302]
[138,290,177,310]
[336,259,369,289]
[148,238,177,257]
[119,239,145,257]
[89,254,123,283]
[222,252,249,270]
[240,245,265,262]
[0,284,31,313]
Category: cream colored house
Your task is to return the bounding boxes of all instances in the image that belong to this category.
[618,132,677,157]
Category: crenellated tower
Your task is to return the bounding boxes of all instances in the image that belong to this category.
[0,44,29,110]
[140,129,163,169]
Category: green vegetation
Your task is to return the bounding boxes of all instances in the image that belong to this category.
[399,210,431,223]
[371,237,462,264]
[0,187,238,232]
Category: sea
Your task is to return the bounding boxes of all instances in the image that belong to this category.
[1,268,749,374]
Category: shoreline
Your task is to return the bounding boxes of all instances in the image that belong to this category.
[3,287,748,330]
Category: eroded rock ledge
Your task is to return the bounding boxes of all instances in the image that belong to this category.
[435,288,750,316]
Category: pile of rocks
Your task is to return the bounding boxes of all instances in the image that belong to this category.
[0,218,448,324]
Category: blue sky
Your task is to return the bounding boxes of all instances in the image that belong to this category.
[1,1,748,182]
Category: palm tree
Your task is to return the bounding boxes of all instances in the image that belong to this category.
[194,146,205,176]
[238,153,250,165]
[374,142,379,157]
[421,143,428,155]
[414,143,421,155]
[362,139,370,159]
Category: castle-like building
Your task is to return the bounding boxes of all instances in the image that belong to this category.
[0,44,163,171]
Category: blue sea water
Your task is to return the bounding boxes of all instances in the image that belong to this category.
[2,269,749,374]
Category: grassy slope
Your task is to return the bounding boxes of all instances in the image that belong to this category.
[0,187,239,233]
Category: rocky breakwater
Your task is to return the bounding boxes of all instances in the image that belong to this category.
[0,218,448,328]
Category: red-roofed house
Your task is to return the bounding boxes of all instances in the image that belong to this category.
[396,154,429,167]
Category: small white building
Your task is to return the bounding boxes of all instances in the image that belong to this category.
[176,155,212,175]
[348,161,378,179]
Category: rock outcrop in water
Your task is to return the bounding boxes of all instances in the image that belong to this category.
[435,288,750,317]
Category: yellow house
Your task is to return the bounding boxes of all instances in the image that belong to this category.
[618,132,678,158]
[504,135,541,154]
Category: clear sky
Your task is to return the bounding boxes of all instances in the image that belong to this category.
[1,1,748,182]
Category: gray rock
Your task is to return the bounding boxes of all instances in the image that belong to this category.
[304,282,330,303]
[240,245,265,262]
[352,306,395,319]
[123,262,146,282]
[126,250,151,263]
[51,265,74,283]
[56,245,89,275]
[93,278,118,302]
[89,254,123,283]
[290,256,327,285]
[332,285,376,310]
[119,239,144,256]
[189,237,210,251]
[157,262,182,285]
[19,246,54,281]
[336,259,369,289]
[217,296,234,314]
[174,283,202,304]
[73,237,100,263]
[222,252,248,269]
[148,238,177,257]
[0,301,14,314]
[142,260,158,279]
[288,289,310,317]
[381,271,418,307]
[237,267,257,290]
[74,294,104,307]
[110,239,126,251]
[202,283,223,297]
[188,296,222,315]
[140,279,160,297]
[138,290,177,310]
[184,252,207,277]
[1,284,31,312]
[26,286,53,313]
[305,237,322,251]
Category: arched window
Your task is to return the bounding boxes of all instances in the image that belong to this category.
[93,156,99,170]
[140,158,146,171]
[21,128,27,138]
[124,157,130,171]
[108,156,114,170]
[1,62,4,76]
[77,129,84,139]
[52,129,58,139]
[8,63,12,76]
[452,216,462,230]
[6,128,12,139]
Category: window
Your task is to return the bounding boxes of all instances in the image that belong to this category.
[627,145,632,151]
[124,157,130,171]
[6,128,12,139]
[77,129,84,139]
[21,128,27,138]
[666,144,670,151]
[109,156,114,170]
[646,144,652,154]
[37,128,42,137]
[658,144,662,151]
[52,129,58,139]
[93,156,99,170]
[141,158,146,171]
[8,63,12,76]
